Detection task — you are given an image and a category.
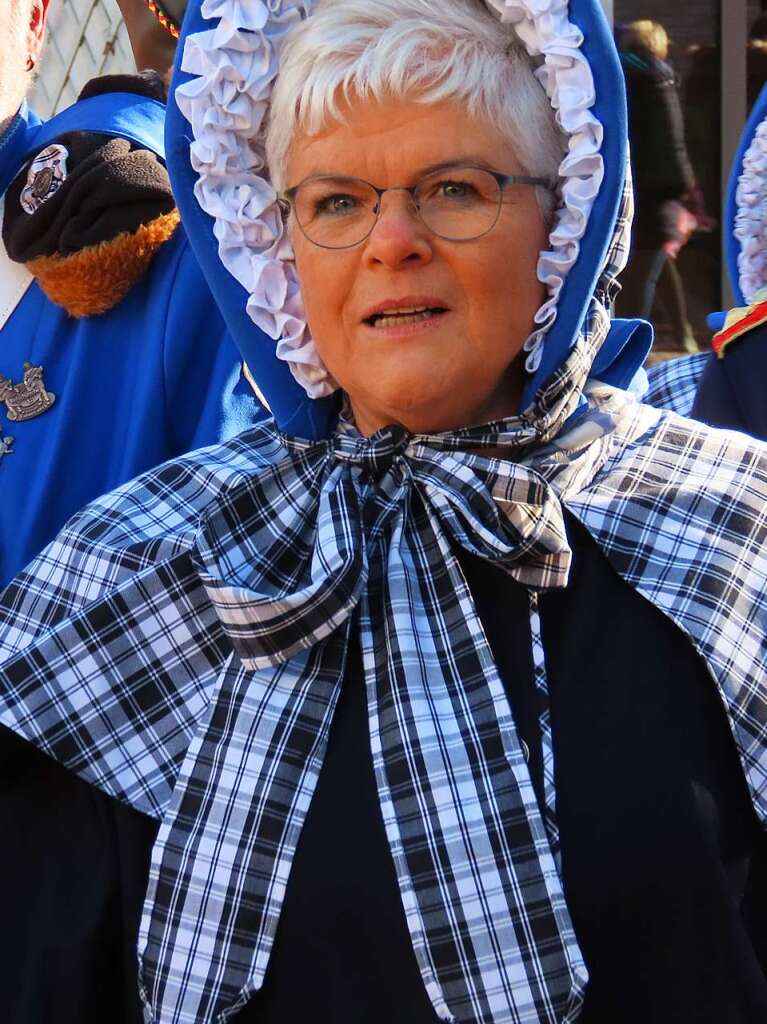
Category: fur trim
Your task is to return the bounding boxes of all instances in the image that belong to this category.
[27,209,180,317]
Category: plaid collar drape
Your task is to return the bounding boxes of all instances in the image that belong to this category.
[1,388,766,1024]
[139,419,592,1024]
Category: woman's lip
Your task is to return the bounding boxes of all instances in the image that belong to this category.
[360,297,451,322]
[360,309,450,337]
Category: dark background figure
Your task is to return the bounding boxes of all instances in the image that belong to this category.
[615,19,701,352]
[117,0,185,81]
[748,14,767,113]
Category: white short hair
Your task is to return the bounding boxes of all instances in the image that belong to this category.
[265,0,565,218]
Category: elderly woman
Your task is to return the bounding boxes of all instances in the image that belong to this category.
[0,1,766,1023]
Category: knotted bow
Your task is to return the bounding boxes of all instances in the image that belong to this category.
[137,422,587,1024]
[193,423,573,669]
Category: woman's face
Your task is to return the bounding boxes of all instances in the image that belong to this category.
[1,1,48,131]
[286,95,550,435]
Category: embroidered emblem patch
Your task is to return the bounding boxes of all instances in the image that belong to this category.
[0,363,55,421]
[20,144,69,215]
[0,435,13,458]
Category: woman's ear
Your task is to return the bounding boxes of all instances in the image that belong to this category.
[27,0,51,68]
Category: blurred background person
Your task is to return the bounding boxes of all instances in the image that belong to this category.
[615,19,703,353]
[118,0,184,81]
[748,13,767,113]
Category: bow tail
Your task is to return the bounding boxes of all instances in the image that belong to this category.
[359,512,587,1024]
[138,625,352,1024]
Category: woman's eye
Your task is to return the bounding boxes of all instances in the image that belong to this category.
[438,180,476,200]
[315,194,359,216]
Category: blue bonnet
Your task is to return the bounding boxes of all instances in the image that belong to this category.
[165,0,651,439]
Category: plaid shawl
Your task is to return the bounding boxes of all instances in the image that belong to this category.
[644,352,709,415]
[1,387,766,1024]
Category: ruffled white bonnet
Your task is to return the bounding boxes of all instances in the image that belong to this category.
[735,115,767,304]
[176,0,605,398]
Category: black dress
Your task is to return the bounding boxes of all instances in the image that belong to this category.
[1,516,764,1023]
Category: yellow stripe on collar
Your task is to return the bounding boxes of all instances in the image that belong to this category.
[713,289,767,358]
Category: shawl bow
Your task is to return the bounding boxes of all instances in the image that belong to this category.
[137,423,587,1024]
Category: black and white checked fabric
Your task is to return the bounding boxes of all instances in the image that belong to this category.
[644,352,710,415]
[564,404,767,821]
[1,390,767,1024]
[1,416,590,1024]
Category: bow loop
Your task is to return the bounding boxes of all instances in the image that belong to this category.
[194,429,574,676]
[410,444,573,589]
[194,450,367,669]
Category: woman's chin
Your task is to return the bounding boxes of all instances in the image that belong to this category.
[348,382,494,435]
[342,352,523,435]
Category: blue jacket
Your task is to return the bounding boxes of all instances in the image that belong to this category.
[0,103,265,585]
[692,326,767,440]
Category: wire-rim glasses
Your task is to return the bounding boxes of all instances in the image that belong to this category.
[278,164,556,250]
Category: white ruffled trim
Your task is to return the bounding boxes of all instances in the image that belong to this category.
[734,117,767,304]
[176,0,604,395]
[485,0,604,372]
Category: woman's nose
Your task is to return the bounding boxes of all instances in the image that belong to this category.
[363,190,433,268]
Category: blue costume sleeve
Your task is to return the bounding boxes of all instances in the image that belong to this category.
[691,324,767,441]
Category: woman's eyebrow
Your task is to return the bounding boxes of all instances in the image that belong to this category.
[416,158,497,175]
[295,158,499,184]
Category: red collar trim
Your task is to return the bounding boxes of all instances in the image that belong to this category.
[712,298,767,357]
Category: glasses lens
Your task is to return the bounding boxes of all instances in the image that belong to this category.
[415,167,501,240]
[293,176,378,248]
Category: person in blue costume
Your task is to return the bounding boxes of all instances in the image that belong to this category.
[0,0,265,587]
[646,81,767,435]
[688,80,767,438]
[0,4,266,1022]
[0,1,766,1023]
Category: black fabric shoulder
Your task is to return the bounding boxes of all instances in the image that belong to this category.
[692,323,767,440]
[77,71,168,104]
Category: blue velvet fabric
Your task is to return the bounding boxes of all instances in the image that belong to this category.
[165,17,338,441]
[0,97,266,586]
[692,324,767,441]
[520,0,638,406]
[0,104,41,196]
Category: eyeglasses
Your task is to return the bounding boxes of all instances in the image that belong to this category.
[278,164,555,250]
